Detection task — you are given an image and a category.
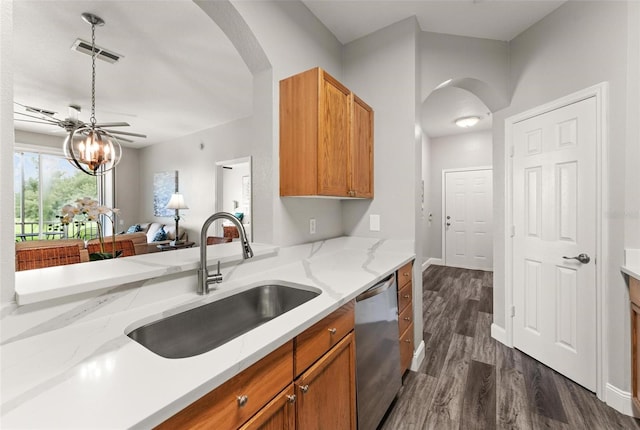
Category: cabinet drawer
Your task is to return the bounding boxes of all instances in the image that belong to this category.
[295,301,355,376]
[398,302,413,335]
[156,341,293,430]
[631,277,640,305]
[399,324,414,375]
[397,281,412,314]
[398,261,413,288]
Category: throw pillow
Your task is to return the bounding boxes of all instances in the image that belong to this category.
[126,224,142,234]
[153,227,168,242]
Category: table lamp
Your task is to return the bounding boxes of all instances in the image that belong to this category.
[166,193,189,245]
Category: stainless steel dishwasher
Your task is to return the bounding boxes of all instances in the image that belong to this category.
[355,273,402,430]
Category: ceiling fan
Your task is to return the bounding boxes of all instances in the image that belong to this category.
[13,102,147,144]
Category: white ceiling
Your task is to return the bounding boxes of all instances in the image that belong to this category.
[13,0,566,147]
[12,0,253,148]
[301,0,566,44]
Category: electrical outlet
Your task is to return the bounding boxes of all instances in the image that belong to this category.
[309,218,316,234]
[369,214,380,231]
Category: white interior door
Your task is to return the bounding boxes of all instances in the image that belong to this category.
[444,169,493,271]
[512,97,597,391]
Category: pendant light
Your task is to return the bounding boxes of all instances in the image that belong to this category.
[63,13,122,176]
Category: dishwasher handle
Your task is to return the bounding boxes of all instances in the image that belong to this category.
[356,274,396,302]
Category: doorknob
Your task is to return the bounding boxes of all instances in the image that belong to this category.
[562,253,591,264]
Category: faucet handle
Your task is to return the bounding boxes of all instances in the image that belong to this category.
[208,260,223,284]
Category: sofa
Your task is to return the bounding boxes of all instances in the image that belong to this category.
[89,232,149,255]
[124,222,188,253]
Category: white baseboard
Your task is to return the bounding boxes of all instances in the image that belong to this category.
[409,340,425,371]
[491,323,509,346]
[606,383,638,417]
[422,258,443,271]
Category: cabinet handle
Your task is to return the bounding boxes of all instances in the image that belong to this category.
[404,317,411,321]
[403,294,410,299]
[300,384,310,393]
[404,339,411,343]
[328,328,337,335]
[287,394,297,403]
[237,395,249,407]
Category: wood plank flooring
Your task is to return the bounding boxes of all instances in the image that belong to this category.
[381,265,640,430]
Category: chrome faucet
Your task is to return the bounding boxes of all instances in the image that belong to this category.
[198,212,254,295]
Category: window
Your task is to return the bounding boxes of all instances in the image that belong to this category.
[14,148,100,241]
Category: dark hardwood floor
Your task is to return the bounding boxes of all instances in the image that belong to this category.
[381,265,640,430]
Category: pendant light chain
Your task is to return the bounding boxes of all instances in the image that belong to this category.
[90,21,97,127]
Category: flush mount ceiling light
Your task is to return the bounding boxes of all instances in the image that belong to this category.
[63,13,125,176]
[455,116,480,128]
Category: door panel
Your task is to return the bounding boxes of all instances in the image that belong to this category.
[444,169,493,271]
[512,97,597,391]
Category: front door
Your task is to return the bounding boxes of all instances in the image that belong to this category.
[444,168,493,271]
[512,97,597,391]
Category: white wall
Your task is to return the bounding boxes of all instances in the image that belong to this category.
[626,1,640,250]
[492,1,635,392]
[114,147,140,230]
[0,0,14,305]
[426,130,493,260]
[139,117,253,245]
[420,31,509,105]
[232,0,345,246]
[342,17,419,241]
[421,132,431,266]
[221,162,250,214]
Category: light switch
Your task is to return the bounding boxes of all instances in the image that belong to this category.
[369,214,380,231]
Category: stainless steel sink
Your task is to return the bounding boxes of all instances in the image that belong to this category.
[127,282,321,359]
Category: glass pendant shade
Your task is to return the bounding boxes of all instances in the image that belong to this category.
[63,126,122,175]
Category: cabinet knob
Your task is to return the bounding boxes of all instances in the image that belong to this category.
[403,272,410,277]
[286,394,297,403]
[404,339,411,343]
[300,384,310,393]
[328,328,337,335]
[237,395,249,407]
[404,317,411,321]
[403,294,410,299]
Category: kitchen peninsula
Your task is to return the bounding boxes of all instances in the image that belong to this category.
[1,237,415,429]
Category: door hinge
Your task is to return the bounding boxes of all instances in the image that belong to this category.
[510,225,515,237]
[511,306,516,318]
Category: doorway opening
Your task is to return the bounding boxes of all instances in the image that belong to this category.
[215,156,252,242]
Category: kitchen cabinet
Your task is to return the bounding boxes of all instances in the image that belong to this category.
[156,302,356,430]
[630,276,640,410]
[294,333,357,430]
[156,341,293,430]
[280,67,373,198]
[239,385,296,430]
[397,260,414,375]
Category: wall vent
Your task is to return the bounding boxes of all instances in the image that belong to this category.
[70,38,123,64]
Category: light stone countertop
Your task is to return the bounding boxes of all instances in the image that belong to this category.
[1,237,415,429]
[622,248,640,280]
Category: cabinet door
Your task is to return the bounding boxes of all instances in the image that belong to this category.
[631,277,640,410]
[350,95,373,198]
[239,384,296,430]
[295,332,356,430]
[318,72,350,196]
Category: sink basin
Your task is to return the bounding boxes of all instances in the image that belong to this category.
[127,282,321,358]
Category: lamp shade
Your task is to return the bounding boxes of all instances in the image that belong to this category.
[166,193,189,210]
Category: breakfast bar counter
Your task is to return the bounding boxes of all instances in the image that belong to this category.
[1,237,415,429]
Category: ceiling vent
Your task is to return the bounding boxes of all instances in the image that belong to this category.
[71,38,123,64]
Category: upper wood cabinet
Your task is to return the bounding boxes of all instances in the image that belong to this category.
[280,67,373,198]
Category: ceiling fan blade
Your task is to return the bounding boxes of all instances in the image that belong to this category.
[94,122,130,127]
[14,111,61,125]
[104,129,147,138]
[114,135,134,143]
[15,118,57,125]
[14,101,58,118]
